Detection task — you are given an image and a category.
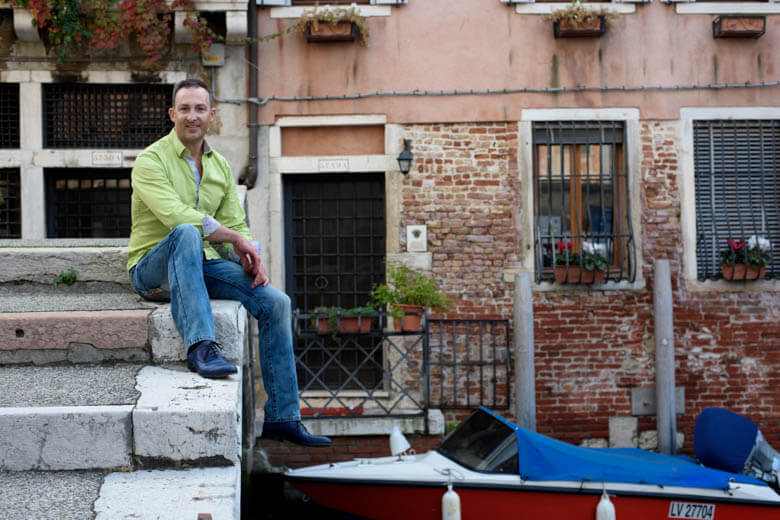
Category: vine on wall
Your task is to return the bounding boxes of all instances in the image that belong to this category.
[14,0,216,68]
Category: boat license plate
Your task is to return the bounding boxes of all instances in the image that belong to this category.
[668,502,715,519]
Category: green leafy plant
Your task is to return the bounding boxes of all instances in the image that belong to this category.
[371,266,450,319]
[14,0,216,68]
[293,4,369,46]
[313,304,376,330]
[555,240,608,271]
[543,0,615,28]
[52,267,78,287]
[721,236,772,267]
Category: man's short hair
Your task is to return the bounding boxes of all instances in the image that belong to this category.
[172,78,213,108]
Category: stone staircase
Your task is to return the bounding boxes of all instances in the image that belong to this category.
[0,242,251,520]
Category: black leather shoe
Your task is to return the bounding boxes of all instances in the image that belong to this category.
[261,421,332,447]
[186,340,237,379]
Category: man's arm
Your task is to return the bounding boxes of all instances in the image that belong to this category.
[205,226,268,288]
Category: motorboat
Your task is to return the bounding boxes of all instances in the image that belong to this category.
[285,407,780,519]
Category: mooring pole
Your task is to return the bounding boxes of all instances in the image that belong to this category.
[654,259,676,455]
[514,272,536,431]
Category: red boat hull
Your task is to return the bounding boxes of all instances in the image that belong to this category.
[291,480,780,520]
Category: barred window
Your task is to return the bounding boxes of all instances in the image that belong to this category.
[0,168,21,238]
[533,121,636,283]
[45,168,131,238]
[43,83,172,149]
[694,120,779,280]
[0,83,20,148]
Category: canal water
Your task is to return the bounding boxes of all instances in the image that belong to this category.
[243,473,371,520]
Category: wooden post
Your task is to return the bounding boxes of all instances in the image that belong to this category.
[514,272,536,431]
[654,260,676,454]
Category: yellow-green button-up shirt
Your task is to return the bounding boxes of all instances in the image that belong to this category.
[127,129,251,271]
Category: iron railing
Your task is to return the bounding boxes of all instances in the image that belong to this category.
[248,312,513,428]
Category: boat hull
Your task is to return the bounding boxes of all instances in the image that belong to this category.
[289,478,780,520]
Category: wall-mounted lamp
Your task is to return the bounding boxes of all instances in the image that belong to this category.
[396,139,413,174]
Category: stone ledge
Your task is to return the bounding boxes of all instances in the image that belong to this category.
[148,300,247,365]
[0,405,134,471]
[133,367,242,466]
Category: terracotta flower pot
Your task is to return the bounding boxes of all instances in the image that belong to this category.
[316,316,372,335]
[393,304,424,332]
[721,263,766,281]
[554,265,606,284]
[305,21,358,43]
[553,16,606,38]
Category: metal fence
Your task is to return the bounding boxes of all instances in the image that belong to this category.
[249,312,513,426]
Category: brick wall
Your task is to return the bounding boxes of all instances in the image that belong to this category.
[263,434,443,468]
[269,119,780,470]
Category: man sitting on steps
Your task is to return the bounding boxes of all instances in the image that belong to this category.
[127,78,331,447]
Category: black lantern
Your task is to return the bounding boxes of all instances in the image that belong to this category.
[396,139,413,174]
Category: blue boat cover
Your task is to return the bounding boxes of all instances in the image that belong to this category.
[482,408,767,490]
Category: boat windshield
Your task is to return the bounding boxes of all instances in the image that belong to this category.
[436,409,518,474]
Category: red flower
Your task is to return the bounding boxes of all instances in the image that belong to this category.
[727,239,744,251]
[555,241,573,253]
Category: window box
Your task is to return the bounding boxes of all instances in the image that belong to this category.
[305,20,358,42]
[555,265,606,284]
[554,16,606,38]
[712,15,765,39]
[721,264,766,281]
[317,315,372,334]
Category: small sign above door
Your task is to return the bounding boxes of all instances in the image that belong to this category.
[317,158,349,172]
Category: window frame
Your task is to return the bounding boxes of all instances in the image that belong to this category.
[680,107,780,287]
[518,108,643,290]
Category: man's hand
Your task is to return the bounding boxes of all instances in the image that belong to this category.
[233,237,268,288]
[205,225,269,288]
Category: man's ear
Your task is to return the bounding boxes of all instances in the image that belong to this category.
[168,107,176,122]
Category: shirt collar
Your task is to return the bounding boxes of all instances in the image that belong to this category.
[169,129,212,158]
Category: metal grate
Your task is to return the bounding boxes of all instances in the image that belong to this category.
[694,119,780,280]
[45,168,132,238]
[0,83,20,148]
[0,168,21,238]
[427,319,512,410]
[533,121,636,283]
[43,83,172,149]
[284,173,386,389]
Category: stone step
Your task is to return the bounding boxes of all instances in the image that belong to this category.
[0,465,240,520]
[0,364,241,471]
[0,286,247,365]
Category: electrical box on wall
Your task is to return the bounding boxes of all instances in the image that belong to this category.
[202,43,225,67]
[406,225,427,252]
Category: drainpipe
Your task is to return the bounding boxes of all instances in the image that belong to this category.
[654,259,676,455]
[240,0,259,188]
[514,272,536,431]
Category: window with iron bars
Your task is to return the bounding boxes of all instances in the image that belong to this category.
[694,119,779,281]
[45,168,131,238]
[533,121,636,284]
[0,83,20,148]
[0,168,21,238]
[43,83,172,149]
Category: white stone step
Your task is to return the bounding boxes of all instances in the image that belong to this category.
[0,466,240,520]
[0,365,241,471]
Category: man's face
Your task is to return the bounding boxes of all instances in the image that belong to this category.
[169,86,215,148]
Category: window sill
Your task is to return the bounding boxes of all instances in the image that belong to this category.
[513,2,636,15]
[675,2,780,15]
[685,277,780,293]
[502,268,646,291]
[270,5,392,19]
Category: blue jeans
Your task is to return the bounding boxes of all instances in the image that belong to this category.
[129,224,301,423]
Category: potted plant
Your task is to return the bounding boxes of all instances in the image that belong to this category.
[294,4,369,45]
[371,266,450,332]
[313,304,375,335]
[543,0,614,38]
[554,240,608,284]
[721,236,771,281]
